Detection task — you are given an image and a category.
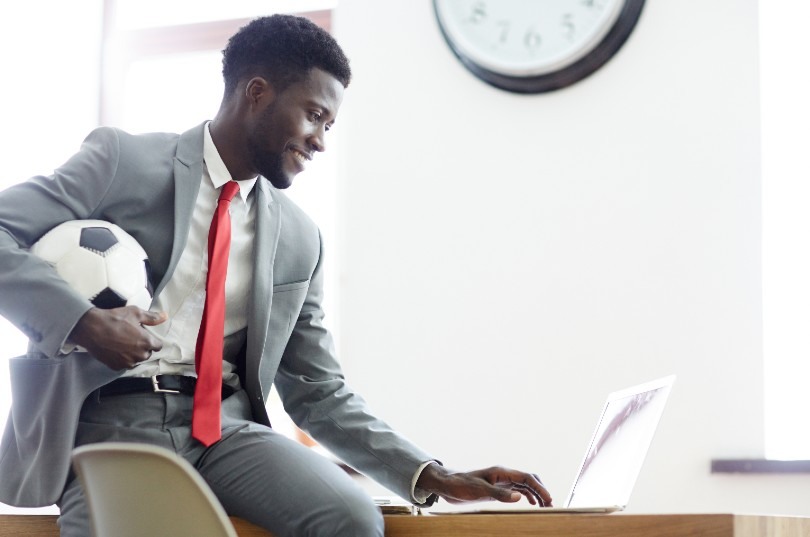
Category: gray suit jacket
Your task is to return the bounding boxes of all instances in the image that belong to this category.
[0,123,433,507]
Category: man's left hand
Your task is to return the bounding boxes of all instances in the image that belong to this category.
[416,464,553,507]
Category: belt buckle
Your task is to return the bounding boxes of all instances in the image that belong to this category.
[151,375,180,394]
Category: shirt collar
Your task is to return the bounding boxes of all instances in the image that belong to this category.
[203,121,257,202]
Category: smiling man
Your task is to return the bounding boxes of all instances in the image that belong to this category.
[0,14,551,537]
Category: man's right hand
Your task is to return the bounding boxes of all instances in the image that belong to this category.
[69,306,167,370]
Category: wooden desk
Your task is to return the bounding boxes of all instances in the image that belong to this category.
[379,513,810,537]
[3,513,809,537]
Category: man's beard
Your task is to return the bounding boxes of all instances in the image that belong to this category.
[252,149,291,189]
[247,103,293,189]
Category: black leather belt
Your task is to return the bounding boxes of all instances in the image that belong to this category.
[98,375,236,400]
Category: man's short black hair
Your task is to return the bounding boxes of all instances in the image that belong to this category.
[222,14,351,96]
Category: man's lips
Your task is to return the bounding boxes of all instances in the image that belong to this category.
[288,147,312,166]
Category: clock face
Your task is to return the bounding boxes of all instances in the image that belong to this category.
[433,0,645,93]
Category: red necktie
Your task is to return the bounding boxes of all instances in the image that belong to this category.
[193,180,240,446]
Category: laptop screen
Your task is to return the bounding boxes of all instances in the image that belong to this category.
[566,375,675,508]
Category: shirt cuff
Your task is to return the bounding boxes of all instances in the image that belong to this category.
[411,460,440,504]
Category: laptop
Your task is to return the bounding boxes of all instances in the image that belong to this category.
[434,375,676,514]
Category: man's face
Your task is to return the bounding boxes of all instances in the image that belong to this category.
[247,68,344,189]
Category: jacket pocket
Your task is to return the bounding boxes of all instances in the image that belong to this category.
[273,279,310,294]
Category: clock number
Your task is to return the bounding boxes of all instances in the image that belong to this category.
[581,0,605,9]
[497,20,510,43]
[562,13,575,41]
[524,27,542,52]
[467,1,487,24]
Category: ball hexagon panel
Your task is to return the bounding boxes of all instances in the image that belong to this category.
[93,288,128,309]
[56,247,109,299]
[29,224,83,265]
[79,226,119,254]
[125,286,153,311]
[105,246,150,301]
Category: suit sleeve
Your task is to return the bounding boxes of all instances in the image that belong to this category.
[0,127,122,357]
[273,231,438,506]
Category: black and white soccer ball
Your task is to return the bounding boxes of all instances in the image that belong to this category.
[30,220,153,310]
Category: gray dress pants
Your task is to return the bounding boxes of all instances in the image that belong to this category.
[57,389,384,537]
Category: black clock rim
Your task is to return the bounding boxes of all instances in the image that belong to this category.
[434,0,646,94]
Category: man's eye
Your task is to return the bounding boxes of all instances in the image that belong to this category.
[309,112,321,122]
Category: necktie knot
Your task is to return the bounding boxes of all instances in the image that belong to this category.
[219,181,240,204]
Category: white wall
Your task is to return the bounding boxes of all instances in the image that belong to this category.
[333,0,810,515]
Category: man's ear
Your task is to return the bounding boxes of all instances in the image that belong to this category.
[244,76,275,107]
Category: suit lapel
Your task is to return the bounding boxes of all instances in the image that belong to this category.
[154,123,205,298]
[247,181,281,352]
[245,179,281,395]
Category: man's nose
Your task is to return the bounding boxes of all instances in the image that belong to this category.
[308,127,326,153]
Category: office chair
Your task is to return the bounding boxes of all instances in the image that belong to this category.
[71,442,238,537]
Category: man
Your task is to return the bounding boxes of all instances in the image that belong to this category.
[0,14,551,536]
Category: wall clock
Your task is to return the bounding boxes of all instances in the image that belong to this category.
[433,0,646,94]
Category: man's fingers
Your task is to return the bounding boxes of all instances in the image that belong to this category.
[136,309,168,326]
[513,483,545,506]
[483,484,522,503]
[510,483,538,505]
[128,308,165,352]
[523,474,553,506]
[479,467,553,507]
[142,326,163,352]
[489,482,544,506]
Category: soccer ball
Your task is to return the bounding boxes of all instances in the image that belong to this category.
[30,220,153,310]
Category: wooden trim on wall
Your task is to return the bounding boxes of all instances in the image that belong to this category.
[99,1,332,125]
[114,11,332,58]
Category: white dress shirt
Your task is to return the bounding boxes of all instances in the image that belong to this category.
[123,122,257,385]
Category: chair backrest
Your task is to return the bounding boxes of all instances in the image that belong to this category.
[71,442,238,537]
